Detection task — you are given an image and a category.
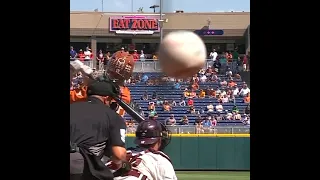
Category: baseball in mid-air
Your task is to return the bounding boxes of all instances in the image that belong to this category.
[158,30,207,78]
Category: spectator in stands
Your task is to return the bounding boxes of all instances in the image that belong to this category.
[132,50,139,61]
[191,82,199,91]
[220,89,227,97]
[202,117,213,133]
[208,88,216,98]
[129,77,136,85]
[239,84,250,97]
[233,86,239,97]
[228,80,237,88]
[234,73,241,80]
[187,106,196,114]
[192,74,199,83]
[180,115,189,125]
[151,91,157,100]
[126,119,136,133]
[152,53,158,60]
[141,91,149,100]
[146,79,154,86]
[215,112,224,121]
[209,49,218,62]
[105,52,111,68]
[221,95,229,103]
[139,50,146,61]
[206,103,214,113]
[179,97,186,106]
[70,46,77,59]
[195,116,204,134]
[205,66,213,76]
[233,112,242,120]
[245,104,250,115]
[225,111,233,120]
[232,105,240,113]
[220,79,228,87]
[165,114,176,126]
[229,93,235,103]
[226,51,233,63]
[219,53,227,74]
[213,59,221,74]
[226,67,232,78]
[156,97,164,106]
[173,80,181,90]
[169,100,177,107]
[84,47,92,61]
[212,117,217,127]
[141,74,149,83]
[134,73,142,82]
[184,90,197,99]
[148,107,158,118]
[96,50,104,69]
[163,100,172,112]
[199,74,207,83]
[209,73,219,82]
[199,68,206,75]
[216,87,221,96]
[187,98,194,107]
[199,89,206,99]
[243,115,250,126]
[148,102,155,110]
[215,102,224,112]
[244,93,250,103]
[78,49,85,61]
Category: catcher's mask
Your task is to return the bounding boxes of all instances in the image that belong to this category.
[134,120,171,151]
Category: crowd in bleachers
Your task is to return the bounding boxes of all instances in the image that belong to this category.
[125,65,250,134]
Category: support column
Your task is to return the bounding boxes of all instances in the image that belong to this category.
[91,36,97,67]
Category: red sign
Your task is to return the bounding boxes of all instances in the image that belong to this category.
[109,16,160,33]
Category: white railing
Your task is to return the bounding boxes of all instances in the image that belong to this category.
[126,125,250,134]
[70,59,240,72]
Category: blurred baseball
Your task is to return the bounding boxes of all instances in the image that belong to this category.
[158,31,207,78]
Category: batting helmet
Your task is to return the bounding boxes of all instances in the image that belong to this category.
[107,51,135,81]
[134,120,171,151]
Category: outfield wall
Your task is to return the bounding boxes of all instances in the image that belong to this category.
[126,134,250,170]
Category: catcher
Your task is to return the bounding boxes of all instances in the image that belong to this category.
[106,120,178,180]
[70,51,134,118]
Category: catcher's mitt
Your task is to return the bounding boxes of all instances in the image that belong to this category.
[107,51,135,81]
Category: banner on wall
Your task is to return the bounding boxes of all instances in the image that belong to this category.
[110,16,160,35]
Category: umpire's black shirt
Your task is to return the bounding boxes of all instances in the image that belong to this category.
[70,96,126,180]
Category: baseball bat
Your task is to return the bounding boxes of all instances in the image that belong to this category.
[112,96,146,123]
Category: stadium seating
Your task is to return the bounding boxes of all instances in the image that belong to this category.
[125,73,248,126]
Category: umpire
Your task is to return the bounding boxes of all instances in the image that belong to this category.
[70,78,128,180]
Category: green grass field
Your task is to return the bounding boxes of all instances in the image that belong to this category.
[176,171,250,180]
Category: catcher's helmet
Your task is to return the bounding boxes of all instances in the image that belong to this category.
[134,120,171,151]
[107,51,135,81]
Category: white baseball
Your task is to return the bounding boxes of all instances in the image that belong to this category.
[158,31,207,78]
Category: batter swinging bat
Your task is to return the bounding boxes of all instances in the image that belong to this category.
[70,60,146,123]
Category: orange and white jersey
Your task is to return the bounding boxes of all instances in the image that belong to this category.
[70,86,88,104]
[106,86,131,117]
[106,147,177,180]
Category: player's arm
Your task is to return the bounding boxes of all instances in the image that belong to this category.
[108,112,128,164]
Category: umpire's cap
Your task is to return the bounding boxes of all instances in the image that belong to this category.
[87,76,120,97]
